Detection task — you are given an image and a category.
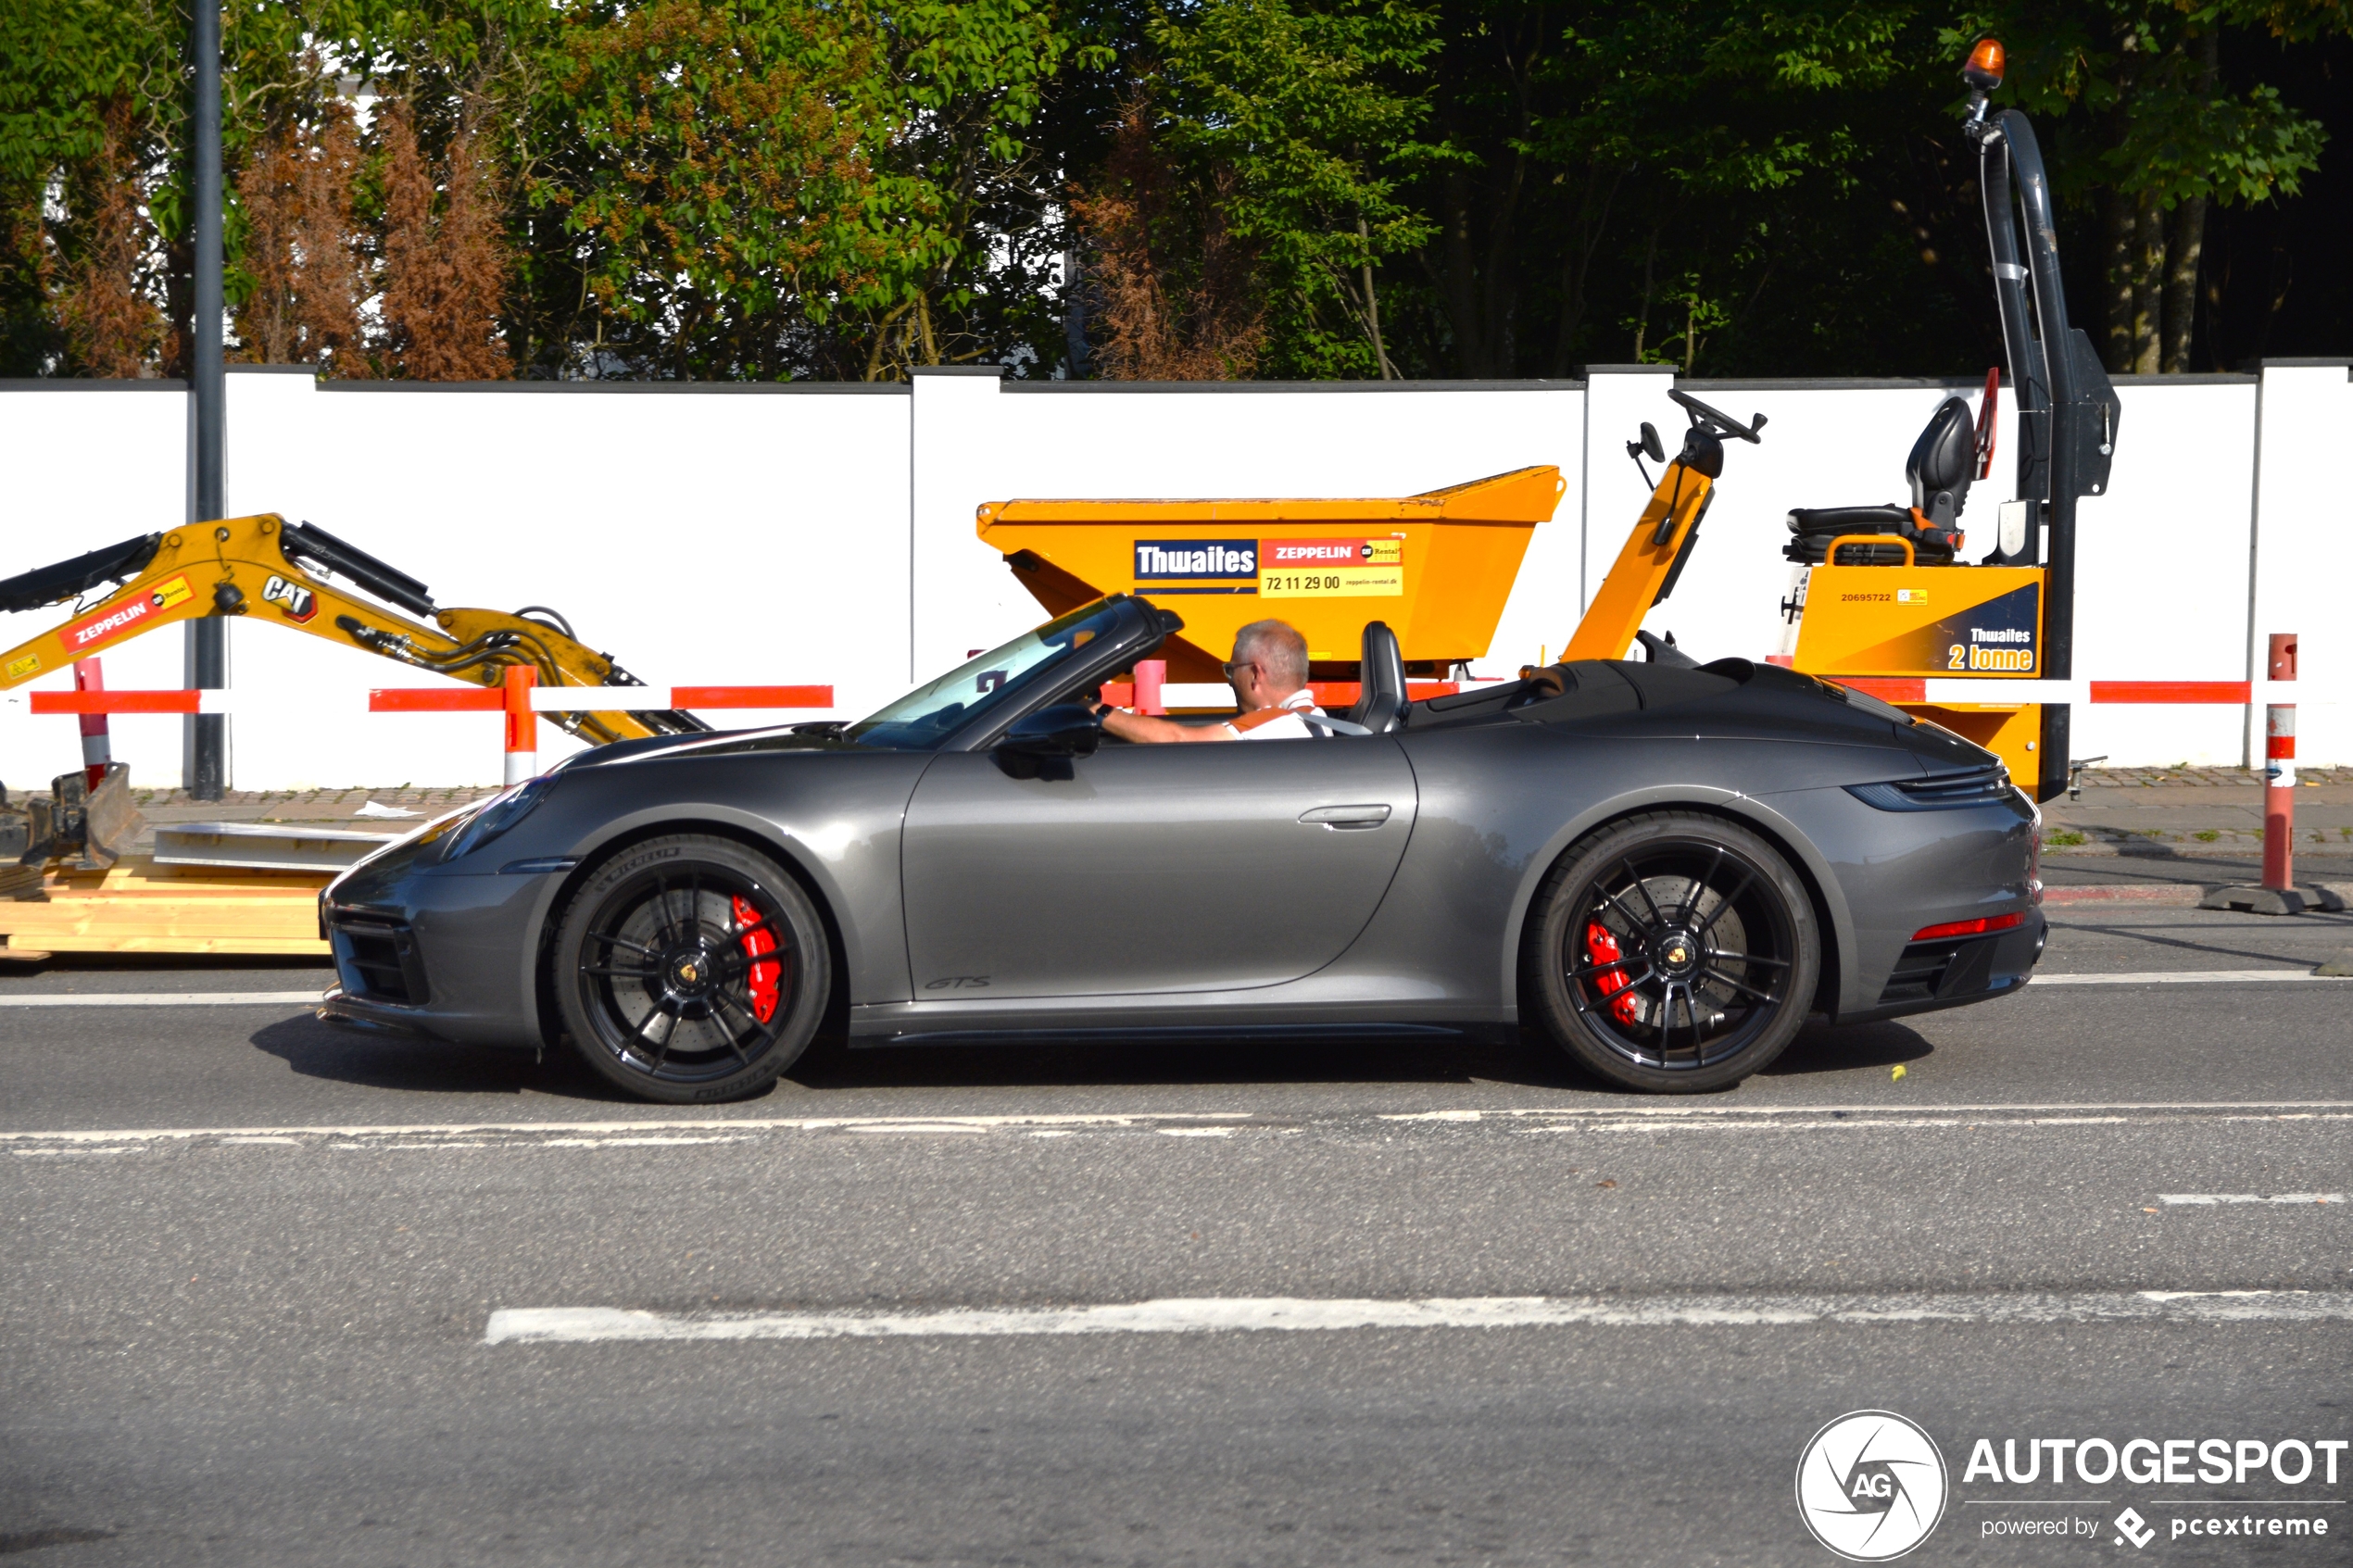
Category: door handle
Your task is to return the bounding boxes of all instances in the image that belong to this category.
[1299,804,1392,830]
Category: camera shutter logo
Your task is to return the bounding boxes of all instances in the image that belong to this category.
[1795,1410,1949,1562]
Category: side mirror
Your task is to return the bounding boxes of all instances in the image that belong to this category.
[1638,421,1665,463]
[998,704,1101,760]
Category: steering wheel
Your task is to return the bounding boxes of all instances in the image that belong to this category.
[1667,388,1767,444]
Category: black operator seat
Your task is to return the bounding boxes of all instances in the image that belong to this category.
[1784,395,1976,567]
[1346,620,1409,734]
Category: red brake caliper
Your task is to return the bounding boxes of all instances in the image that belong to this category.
[1584,922,1641,1025]
[732,896,780,1023]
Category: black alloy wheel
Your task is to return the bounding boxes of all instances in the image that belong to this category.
[553,834,830,1103]
[1524,811,1820,1093]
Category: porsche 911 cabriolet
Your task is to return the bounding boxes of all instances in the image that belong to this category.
[320,596,2044,1100]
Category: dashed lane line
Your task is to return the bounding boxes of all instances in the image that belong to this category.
[2159,1193,2345,1206]
[483,1290,2353,1345]
[2031,971,2349,985]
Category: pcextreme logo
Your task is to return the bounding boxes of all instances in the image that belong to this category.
[1796,1411,1950,1562]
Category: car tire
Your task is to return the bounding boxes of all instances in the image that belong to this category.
[1522,810,1819,1093]
[553,834,831,1104]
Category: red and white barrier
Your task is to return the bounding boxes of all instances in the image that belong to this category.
[30,683,837,717]
[2262,633,2297,895]
[28,679,835,783]
[72,658,110,788]
[1834,678,2329,707]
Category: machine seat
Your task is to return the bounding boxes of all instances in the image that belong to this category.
[1785,394,1979,567]
[1783,505,1959,567]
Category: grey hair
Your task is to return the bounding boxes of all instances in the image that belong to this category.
[1231,620,1310,692]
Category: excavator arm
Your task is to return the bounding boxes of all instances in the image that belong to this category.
[0,514,710,746]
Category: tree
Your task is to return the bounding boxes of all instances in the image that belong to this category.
[235,76,366,372]
[1068,98,1266,377]
[1146,0,1444,378]
[1955,1,2334,373]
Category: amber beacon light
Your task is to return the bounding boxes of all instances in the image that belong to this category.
[1963,37,2005,92]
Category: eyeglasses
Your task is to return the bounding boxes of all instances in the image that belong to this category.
[1221,659,1258,680]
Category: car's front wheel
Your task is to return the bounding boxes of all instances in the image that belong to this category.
[553,834,830,1103]
[1523,810,1819,1093]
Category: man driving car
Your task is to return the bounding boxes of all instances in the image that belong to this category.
[1095,620,1327,743]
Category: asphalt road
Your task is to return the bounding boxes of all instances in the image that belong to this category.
[4,901,2349,1565]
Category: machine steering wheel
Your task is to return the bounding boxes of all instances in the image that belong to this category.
[1667,388,1767,444]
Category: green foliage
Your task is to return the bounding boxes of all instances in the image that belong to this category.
[1150,0,1445,376]
[0,0,2345,379]
[524,0,887,379]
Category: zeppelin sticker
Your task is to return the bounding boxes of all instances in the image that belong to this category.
[62,574,192,653]
[1259,537,1403,598]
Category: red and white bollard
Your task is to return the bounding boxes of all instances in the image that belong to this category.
[73,658,111,789]
[2261,633,2296,894]
[1133,659,1167,717]
[503,664,538,784]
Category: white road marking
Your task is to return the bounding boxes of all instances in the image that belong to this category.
[484,1290,2353,1345]
[0,991,321,1009]
[535,1135,748,1148]
[5,1103,2350,1148]
[2158,1193,2344,1206]
[2032,970,2346,985]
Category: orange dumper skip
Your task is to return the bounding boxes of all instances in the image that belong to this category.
[975,467,1565,683]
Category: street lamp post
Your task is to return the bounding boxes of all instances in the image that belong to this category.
[187,0,227,800]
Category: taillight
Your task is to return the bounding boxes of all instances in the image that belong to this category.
[1910,911,2025,942]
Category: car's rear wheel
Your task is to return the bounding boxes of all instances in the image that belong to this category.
[553,834,829,1103]
[1523,811,1819,1093]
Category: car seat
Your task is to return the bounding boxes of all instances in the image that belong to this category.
[1346,621,1409,734]
[1784,395,1975,567]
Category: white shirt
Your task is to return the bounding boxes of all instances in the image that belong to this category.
[1226,687,1327,741]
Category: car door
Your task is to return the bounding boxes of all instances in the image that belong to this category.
[900,736,1418,998]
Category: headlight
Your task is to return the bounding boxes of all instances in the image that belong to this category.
[439,776,556,862]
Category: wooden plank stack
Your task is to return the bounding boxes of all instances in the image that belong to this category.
[0,856,331,958]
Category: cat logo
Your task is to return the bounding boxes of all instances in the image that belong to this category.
[261,574,317,623]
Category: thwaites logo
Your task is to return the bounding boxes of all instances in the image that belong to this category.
[1133,539,1258,581]
[63,574,192,652]
[261,574,317,623]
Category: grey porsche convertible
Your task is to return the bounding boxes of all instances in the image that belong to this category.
[320,596,2044,1101]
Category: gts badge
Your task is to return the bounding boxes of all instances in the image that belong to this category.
[261,574,317,623]
[925,975,990,990]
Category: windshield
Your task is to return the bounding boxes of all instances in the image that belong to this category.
[849,598,1127,750]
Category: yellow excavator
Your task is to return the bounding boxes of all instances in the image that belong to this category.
[0,514,710,864]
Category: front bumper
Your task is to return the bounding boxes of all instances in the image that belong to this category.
[318,862,563,1047]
